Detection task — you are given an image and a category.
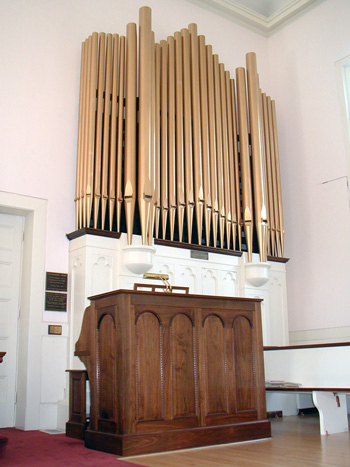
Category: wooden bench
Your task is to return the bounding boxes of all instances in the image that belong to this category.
[264,343,350,435]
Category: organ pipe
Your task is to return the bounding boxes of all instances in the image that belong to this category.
[74,7,285,261]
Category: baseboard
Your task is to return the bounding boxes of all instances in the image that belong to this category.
[289,327,350,345]
[85,420,272,456]
[267,411,283,419]
[298,407,318,416]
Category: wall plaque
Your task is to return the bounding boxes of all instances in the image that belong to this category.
[48,325,62,335]
[46,272,68,292]
[45,292,67,312]
[190,250,209,260]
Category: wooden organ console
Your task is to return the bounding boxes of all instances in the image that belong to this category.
[68,290,270,456]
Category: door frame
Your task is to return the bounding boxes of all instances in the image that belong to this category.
[0,191,47,430]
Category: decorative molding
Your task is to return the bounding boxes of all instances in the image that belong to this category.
[185,0,323,36]
[66,228,121,241]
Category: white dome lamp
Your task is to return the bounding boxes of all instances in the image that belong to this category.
[123,244,156,275]
[244,261,270,287]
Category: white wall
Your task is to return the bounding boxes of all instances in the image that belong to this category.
[268,0,350,333]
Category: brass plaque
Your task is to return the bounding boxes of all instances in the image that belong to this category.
[48,325,62,335]
[45,292,67,312]
[46,272,68,292]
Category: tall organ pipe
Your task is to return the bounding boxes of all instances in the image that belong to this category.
[246,52,268,262]
[236,67,253,262]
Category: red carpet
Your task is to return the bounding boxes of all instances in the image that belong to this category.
[0,428,144,466]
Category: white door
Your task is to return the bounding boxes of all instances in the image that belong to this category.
[0,213,24,427]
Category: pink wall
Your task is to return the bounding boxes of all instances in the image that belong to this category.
[268,0,350,332]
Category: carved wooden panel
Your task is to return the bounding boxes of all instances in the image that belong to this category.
[73,290,269,455]
[233,316,255,411]
[98,313,117,431]
[135,311,163,421]
[170,313,197,418]
[203,315,228,416]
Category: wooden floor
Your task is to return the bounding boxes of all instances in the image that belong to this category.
[123,415,350,466]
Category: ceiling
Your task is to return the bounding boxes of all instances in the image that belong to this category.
[185,0,323,35]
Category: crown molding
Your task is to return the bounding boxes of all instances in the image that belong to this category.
[185,0,324,36]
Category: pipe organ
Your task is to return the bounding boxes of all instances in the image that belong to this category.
[75,6,284,261]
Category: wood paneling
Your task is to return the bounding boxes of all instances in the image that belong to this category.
[233,316,255,412]
[203,315,228,417]
[135,312,163,422]
[72,290,269,455]
[98,314,117,432]
[170,314,197,418]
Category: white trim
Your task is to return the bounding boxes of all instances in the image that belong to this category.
[0,191,47,430]
[185,0,324,36]
[289,327,350,345]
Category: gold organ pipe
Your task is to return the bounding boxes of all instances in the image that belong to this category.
[138,7,153,246]
[267,96,280,257]
[213,54,225,249]
[182,28,194,243]
[80,38,89,228]
[168,36,177,241]
[230,79,242,251]
[85,33,98,229]
[124,23,137,245]
[148,31,156,245]
[101,33,112,230]
[189,24,204,245]
[75,40,86,229]
[198,35,212,247]
[160,39,169,240]
[174,31,185,243]
[116,36,125,233]
[262,92,275,256]
[219,63,232,249]
[93,33,106,229]
[154,42,161,238]
[236,67,253,262]
[271,100,284,257]
[225,71,237,251]
[258,85,270,256]
[108,34,119,231]
[246,52,268,262]
[82,36,91,228]
[206,45,219,248]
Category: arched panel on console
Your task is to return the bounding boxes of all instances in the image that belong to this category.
[135,311,163,421]
[97,313,117,432]
[232,316,255,412]
[202,314,228,416]
[170,313,197,418]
